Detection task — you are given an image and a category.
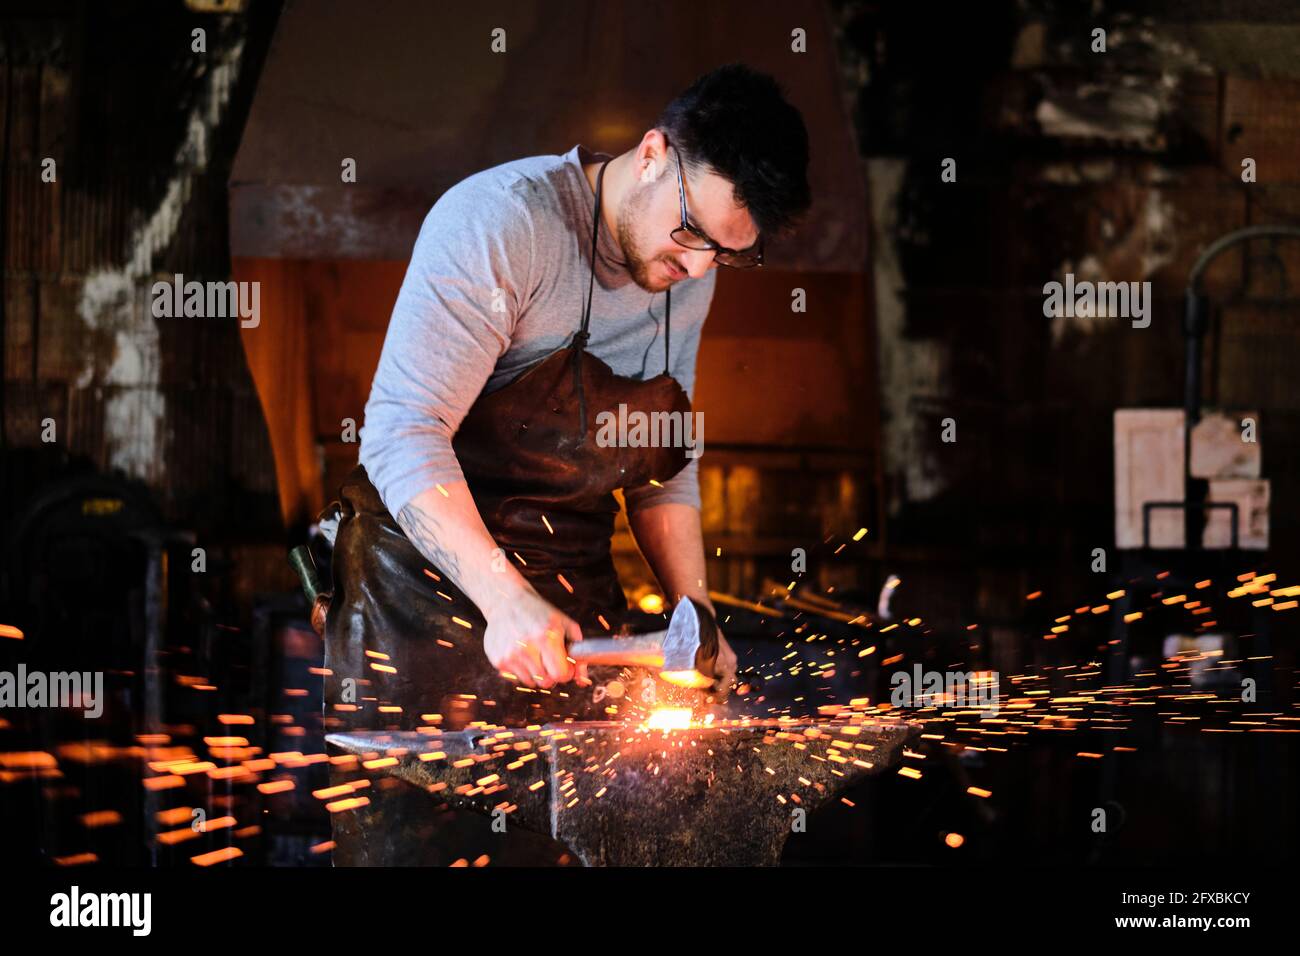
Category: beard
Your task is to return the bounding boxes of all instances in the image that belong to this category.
[616,181,675,293]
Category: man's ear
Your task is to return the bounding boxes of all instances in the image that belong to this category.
[638,129,669,184]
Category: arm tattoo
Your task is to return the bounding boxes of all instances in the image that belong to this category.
[396,500,463,583]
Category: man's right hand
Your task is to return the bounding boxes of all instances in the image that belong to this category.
[395,483,594,690]
[482,588,590,689]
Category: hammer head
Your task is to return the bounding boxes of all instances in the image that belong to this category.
[658,598,720,690]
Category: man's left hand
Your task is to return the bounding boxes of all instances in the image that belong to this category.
[713,628,738,694]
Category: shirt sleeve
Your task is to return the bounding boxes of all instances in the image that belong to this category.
[622,276,715,516]
[359,177,535,518]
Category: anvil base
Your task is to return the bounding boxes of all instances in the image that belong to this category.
[325,718,917,866]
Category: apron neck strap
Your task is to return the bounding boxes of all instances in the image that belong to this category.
[576,159,674,378]
[575,161,608,349]
[663,288,671,375]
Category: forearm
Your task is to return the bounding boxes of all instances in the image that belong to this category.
[394,482,532,617]
[627,502,713,615]
[629,502,737,691]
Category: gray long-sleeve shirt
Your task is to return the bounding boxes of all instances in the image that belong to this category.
[360,145,716,519]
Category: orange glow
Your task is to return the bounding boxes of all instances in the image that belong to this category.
[156,807,194,826]
[325,796,371,813]
[191,847,243,867]
[660,669,713,689]
[159,816,237,845]
[638,593,665,614]
[643,708,693,730]
[79,810,123,828]
[0,751,56,770]
[312,784,356,800]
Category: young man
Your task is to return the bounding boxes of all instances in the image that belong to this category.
[325,64,810,729]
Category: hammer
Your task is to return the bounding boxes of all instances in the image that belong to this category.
[567,598,725,691]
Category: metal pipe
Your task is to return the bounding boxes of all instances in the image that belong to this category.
[1183,290,1210,548]
[1181,226,1300,549]
[1187,225,1300,294]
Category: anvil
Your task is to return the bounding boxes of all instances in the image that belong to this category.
[324,718,918,866]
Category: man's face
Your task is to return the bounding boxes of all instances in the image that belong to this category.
[616,151,760,293]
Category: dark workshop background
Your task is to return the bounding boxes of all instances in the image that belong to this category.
[1,0,1298,866]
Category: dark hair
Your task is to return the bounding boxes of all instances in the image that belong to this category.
[657,63,811,237]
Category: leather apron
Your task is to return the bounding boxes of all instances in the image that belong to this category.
[324,161,694,732]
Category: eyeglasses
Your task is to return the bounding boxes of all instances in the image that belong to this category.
[668,145,763,269]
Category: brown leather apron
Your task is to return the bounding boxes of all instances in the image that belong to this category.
[324,161,694,732]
